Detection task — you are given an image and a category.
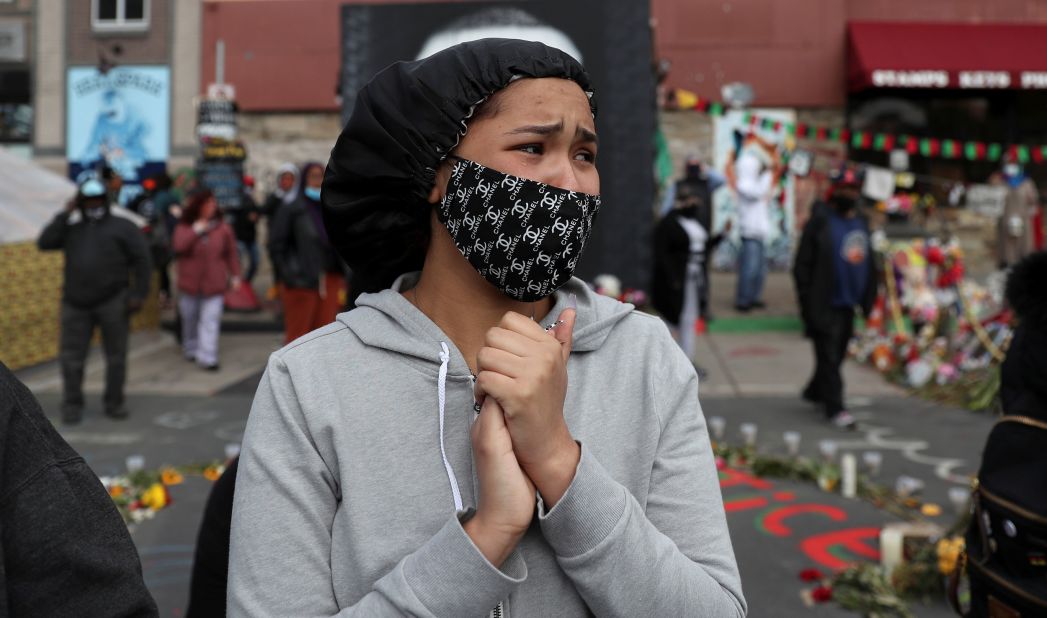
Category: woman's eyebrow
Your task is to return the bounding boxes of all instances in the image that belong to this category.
[506,121,565,137]
[505,121,599,145]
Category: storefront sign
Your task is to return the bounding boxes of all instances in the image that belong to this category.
[870,69,1047,90]
[871,70,948,88]
[197,99,237,140]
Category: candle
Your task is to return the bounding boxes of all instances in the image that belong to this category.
[895,475,924,498]
[783,431,801,457]
[709,416,726,441]
[948,486,970,514]
[818,439,838,462]
[126,454,145,473]
[225,443,242,460]
[862,451,883,477]
[739,423,758,447]
[841,454,857,498]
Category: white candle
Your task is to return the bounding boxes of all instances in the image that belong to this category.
[880,526,904,573]
[841,454,858,498]
[126,454,145,473]
[783,431,801,456]
[948,486,970,514]
[225,442,242,460]
[709,416,726,441]
[818,439,838,462]
[862,451,883,477]
[740,423,758,447]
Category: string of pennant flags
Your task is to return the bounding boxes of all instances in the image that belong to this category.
[671,90,1047,165]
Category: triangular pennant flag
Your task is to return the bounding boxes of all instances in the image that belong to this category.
[883,134,896,151]
[964,142,977,161]
[1033,146,1045,164]
[988,143,1002,161]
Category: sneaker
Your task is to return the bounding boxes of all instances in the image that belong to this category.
[802,388,822,404]
[733,304,752,313]
[202,363,220,372]
[830,411,857,429]
[61,404,83,425]
[751,301,767,309]
[105,405,130,420]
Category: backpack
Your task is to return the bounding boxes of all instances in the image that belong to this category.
[954,414,1047,616]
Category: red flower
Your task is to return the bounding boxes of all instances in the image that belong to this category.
[811,586,833,602]
[799,568,824,582]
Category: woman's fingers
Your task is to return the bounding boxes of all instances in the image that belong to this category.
[476,346,526,379]
[484,326,535,357]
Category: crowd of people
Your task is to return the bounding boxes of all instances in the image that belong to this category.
[35,160,352,424]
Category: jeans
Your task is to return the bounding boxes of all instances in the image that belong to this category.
[179,294,225,366]
[803,307,855,417]
[735,237,766,308]
[237,240,260,283]
[60,290,130,412]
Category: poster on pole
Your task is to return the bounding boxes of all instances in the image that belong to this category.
[66,65,170,205]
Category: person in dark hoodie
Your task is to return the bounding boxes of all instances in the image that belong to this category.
[267,161,347,343]
[37,177,152,424]
[229,39,745,617]
[793,165,877,429]
[0,361,158,616]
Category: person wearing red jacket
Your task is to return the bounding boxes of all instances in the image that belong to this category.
[173,190,241,371]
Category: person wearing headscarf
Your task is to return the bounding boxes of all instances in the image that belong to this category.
[262,162,299,220]
[267,161,347,343]
[229,39,746,617]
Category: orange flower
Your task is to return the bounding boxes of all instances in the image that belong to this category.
[203,466,222,482]
[108,484,124,498]
[161,468,184,486]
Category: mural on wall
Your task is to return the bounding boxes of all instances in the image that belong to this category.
[711,109,796,271]
[66,66,170,205]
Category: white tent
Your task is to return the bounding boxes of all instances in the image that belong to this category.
[0,146,76,245]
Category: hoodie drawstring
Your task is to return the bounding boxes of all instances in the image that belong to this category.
[437,342,464,512]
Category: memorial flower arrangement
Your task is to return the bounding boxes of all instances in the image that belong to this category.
[850,238,1012,409]
[101,459,230,525]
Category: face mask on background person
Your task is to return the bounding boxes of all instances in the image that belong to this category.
[304,187,322,201]
[436,157,601,303]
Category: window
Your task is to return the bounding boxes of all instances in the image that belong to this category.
[0,69,31,143]
[92,0,149,32]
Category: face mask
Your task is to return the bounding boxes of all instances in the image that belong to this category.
[84,206,107,221]
[304,186,322,201]
[436,158,601,302]
[832,195,857,213]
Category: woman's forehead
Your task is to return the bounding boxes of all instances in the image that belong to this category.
[497,78,593,119]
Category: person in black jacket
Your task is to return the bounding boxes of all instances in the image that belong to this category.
[37,178,152,424]
[185,456,238,618]
[792,166,877,429]
[268,162,347,343]
[652,182,728,365]
[0,361,158,616]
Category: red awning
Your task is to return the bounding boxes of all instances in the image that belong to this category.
[848,22,1047,92]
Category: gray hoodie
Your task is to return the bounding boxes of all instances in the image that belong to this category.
[229,275,746,617]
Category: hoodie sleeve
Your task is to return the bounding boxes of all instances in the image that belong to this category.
[536,341,746,617]
[228,354,527,618]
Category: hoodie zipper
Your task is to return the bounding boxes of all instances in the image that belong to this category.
[489,601,504,618]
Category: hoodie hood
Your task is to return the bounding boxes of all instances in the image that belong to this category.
[341,276,633,377]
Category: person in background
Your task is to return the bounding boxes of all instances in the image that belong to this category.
[262,163,299,300]
[230,175,262,285]
[728,134,782,313]
[173,190,241,371]
[653,181,730,367]
[268,162,347,343]
[129,175,175,307]
[0,362,158,615]
[100,163,124,206]
[37,178,151,424]
[996,156,1039,269]
[793,165,876,429]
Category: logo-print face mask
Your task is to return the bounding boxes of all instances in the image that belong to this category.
[436,158,601,302]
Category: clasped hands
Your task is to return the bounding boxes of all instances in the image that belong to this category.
[464,307,580,567]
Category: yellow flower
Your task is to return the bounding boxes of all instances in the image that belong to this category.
[161,468,184,486]
[936,537,964,575]
[140,483,168,510]
[920,503,942,517]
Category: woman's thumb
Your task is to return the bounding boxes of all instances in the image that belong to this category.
[552,294,578,360]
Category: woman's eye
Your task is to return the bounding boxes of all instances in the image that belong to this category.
[517,144,543,155]
[575,150,596,164]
